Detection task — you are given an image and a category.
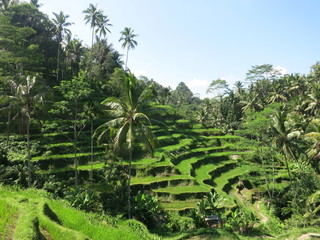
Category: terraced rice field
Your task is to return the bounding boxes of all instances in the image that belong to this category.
[4,120,289,212]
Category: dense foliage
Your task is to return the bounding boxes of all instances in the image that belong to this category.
[0,1,319,239]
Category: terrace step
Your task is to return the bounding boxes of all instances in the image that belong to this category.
[160,199,200,211]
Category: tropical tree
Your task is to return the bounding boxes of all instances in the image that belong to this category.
[304,83,320,117]
[30,0,41,8]
[53,72,92,187]
[52,11,73,82]
[95,71,158,218]
[83,3,103,48]
[119,27,138,70]
[6,74,47,187]
[63,35,83,78]
[271,106,302,181]
[96,14,112,39]
[83,99,101,189]
[0,0,16,11]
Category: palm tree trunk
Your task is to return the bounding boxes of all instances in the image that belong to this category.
[6,110,11,147]
[56,40,60,82]
[74,101,78,188]
[90,117,94,189]
[284,156,292,183]
[27,116,31,187]
[125,46,129,71]
[128,148,132,219]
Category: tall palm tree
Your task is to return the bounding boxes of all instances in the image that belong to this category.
[52,11,73,82]
[95,72,158,218]
[96,14,112,39]
[83,4,103,48]
[9,75,47,187]
[119,27,138,70]
[271,107,302,182]
[84,100,101,189]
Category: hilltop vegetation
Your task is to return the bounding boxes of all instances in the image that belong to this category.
[0,1,319,239]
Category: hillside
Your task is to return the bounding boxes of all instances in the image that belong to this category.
[0,186,160,240]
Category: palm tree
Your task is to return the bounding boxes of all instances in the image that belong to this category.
[83,4,103,48]
[119,27,138,70]
[84,100,101,189]
[63,35,83,78]
[9,75,47,187]
[0,0,15,11]
[0,78,19,147]
[52,11,73,82]
[30,0,41,8]
[304,83,320,117]
[271,107,302,181]
[95,71,158,218]
[96,14,112,39]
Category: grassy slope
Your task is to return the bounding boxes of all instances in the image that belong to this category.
[0,186,160,240]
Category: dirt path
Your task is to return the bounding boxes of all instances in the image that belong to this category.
[231,188,269,223]
[255,200,268,223]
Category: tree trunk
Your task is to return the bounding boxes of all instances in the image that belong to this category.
[128,148,132,219]
[90,117,94,190]
[27,116,31,187]
[74,101,78,188]
[6,110,11,147]
[125,46,129,71]
[284,156,292,183]
[56,40,60,82]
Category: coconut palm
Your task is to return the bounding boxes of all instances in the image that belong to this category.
[0,0,15,11]
[63,35,83,78]
[95,71,158,218]
[52,11,73,81]
[83,4,103,48]
[8,75,47,187]
[30,0,41,8]
[96,14,112,39]
[304,84,320,117]
[271,106,302,181]
[119,27,138,70]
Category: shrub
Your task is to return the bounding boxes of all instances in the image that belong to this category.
[131,191,163,228]
[162,211,195,232]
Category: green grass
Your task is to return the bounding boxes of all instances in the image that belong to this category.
[0,186,159,240]
[0,200,18,239]
[160,200,199,211]
[32,151,104,161]
[155,138,194,155]
[131,174,193,185]
[194,160,235,189]
[275,227,320,240]
[157,133,184,140]
[153,185,210,194]
[213,164,257,207]
[176,151,244,175]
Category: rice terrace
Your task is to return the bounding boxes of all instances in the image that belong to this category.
[0,0,319,239]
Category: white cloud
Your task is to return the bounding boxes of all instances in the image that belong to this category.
[274,66,288,75]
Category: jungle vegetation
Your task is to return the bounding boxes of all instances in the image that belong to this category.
[0,1,319,239]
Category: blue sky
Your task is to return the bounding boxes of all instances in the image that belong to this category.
[39,0,320,98]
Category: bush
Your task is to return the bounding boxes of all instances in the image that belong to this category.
[64,188,103,212]
[162,211,195,232]
[131,191,163,228]
[225,208,257,235]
